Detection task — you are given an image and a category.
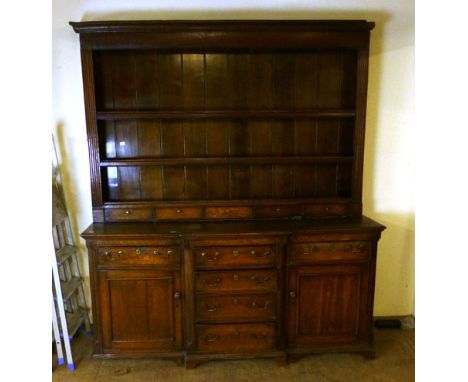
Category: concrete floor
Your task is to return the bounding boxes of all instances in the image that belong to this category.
[52,328,414,382]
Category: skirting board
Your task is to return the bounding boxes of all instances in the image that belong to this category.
[373,315,415,329]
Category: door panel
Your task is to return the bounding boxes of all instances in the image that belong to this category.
[98,269,182,352]
[287,264,369,347]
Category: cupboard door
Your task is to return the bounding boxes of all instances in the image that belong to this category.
[98,269,182,353]
[287,264,369,348]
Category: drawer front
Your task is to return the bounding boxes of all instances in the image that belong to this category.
[155,207,202,220]
[195,270,277,293]
[196,293,276,322]
[196,323,276,353]
[105,208,153,221]
[303,204,349,217]
[255,205,301,218]
[97,246,181,266]
[205,207,253,219]
[289,241,370,264]
[194,245,277,269]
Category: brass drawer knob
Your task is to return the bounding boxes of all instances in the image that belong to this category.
[125,210,130,215]
[167,250,174,256]
[232,298,239,305]
[289,291,297,298]
[176,209,181,213]
[275,207,281,212]
[153,250,159,256]
[225,209,231,213]
[174,292,181,299]
[233,274,239,281]
[233,250,239,257]
[136,249,141,256]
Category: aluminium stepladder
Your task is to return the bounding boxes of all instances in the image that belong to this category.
[52,160,92,370]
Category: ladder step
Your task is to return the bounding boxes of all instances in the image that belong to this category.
[60,309,88,339]
[59,277,83,301]
[56,245,77,266]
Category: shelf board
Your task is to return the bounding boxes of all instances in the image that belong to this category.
[96,109,356,120]
[100,156,354,167]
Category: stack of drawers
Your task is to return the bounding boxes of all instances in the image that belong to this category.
[192,239,281,355]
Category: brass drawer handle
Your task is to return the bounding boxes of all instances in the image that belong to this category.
[225,209,231,213]
[356,243,366,251]
[176,209,181,213]
[204,277,221,286]
[233,274,240,281]
[136,249,142,256]
[174,292,181,299]
[153,249,174,258]
[125,210,131,215]
[102,251,110,257]
[251,301,271,310]
[205,304,221,312]
[110,250,122,260]
[232,298,239,305]
[308,244,318,252]
[250,276,271,284]
[249,333,267,340]
[289,291,297,299]
[233,250,239,257]
[251,250,270,258]
[204,335,220,342]
[201,251,219,262]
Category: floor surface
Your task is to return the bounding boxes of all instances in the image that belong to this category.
[52,328,414,382]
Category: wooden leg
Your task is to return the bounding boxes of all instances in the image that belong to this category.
[361,350,376,360]
[175,356,184,366]
[185,359,202,369]
[274,354,288,366]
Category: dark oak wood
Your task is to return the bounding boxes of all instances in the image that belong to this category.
[73,20,383,368]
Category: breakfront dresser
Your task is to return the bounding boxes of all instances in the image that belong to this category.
[71,20,385,368]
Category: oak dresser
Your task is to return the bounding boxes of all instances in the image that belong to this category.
[70,20,385,368]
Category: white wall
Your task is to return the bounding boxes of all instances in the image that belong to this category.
[52,0,414,317]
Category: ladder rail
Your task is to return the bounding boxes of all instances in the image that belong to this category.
[52,296,64,366]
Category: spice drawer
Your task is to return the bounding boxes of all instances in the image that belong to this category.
[196,323,276,353]
[196,293,277,322]
[194,245,277,269]
[96,246,181,266]
[195,270,277,293]
[289,241,370,264]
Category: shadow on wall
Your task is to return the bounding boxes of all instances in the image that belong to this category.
[371,211,415,316]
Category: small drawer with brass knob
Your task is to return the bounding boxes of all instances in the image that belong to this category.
[289,241,370,264]
[155,207,202,220]
[105,208,153,221]
[193,245,277,269]
[97,246,180,266]
[205,206,253,219]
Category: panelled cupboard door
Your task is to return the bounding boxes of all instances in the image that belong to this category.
[287,264,370,348]
[98,269,182,353]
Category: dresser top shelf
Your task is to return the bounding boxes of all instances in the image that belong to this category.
[70,19,375,34]
[82,216,385,239]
